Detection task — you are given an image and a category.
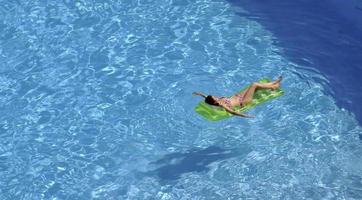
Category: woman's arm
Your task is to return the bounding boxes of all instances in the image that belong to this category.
[220,104,254,118]
[192,92,206,98]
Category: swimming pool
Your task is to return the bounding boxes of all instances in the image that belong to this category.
[0,0,361,199]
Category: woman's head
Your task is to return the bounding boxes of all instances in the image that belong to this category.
[205,95,219,106]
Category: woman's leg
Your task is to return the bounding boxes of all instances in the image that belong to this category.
[240,77,282,105]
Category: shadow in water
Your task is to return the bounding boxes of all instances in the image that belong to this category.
[148,145,250,181]
[227,0,362,125]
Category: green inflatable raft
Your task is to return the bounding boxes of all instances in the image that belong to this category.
[194,79,284,121]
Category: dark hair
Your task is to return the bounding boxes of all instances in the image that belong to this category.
[205,95,219,106]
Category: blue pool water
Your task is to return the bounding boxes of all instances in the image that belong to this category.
[0,0,362,199]
[229,0,362,125]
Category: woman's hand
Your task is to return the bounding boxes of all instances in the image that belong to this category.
[220,103,255,118]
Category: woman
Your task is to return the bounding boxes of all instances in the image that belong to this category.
[193,76,282,118]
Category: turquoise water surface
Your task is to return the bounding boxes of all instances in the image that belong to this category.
[1,0,362,199]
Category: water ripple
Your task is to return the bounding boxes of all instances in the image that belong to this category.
[0,0,362,199]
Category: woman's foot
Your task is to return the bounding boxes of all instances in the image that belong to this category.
[271,76,282,90]
[275,76,283,83]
